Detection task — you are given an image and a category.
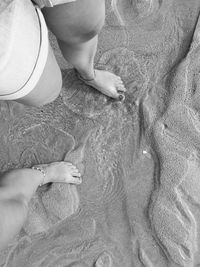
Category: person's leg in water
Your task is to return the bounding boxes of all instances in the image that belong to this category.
[0,161,82,249]
[42,0,126,99]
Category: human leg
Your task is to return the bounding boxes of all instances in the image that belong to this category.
[59,37,126,98]
[16,43,62,107]
[0,2,63,107]
[15,6,62,107]
[42,0,126,98]
[0,162,81,249]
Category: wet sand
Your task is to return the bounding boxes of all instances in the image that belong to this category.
[1,0,200,266]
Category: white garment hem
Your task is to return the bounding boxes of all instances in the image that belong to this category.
[0,7,49,100]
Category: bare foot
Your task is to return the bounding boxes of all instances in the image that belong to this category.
[95,252,113,267]
[33,162,82,185]
[78,69,126,99]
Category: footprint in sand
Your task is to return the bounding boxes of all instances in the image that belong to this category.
[23,133,90,235]
[41,133,90,226]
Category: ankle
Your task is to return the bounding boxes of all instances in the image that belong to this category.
[75,64,95,79]
[76,69,96,82]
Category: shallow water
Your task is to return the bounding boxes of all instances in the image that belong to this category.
[1,0,200,266]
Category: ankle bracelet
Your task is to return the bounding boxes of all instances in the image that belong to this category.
[32,166,46,187]
[76,69,96,82]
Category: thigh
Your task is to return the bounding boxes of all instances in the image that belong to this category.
[42,0,105,44]
[17,45,62,107]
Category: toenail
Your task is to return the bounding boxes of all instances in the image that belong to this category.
[78,177,82,183]
[118,94,125,101]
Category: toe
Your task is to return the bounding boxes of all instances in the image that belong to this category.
[117,81,124,87]
[72,170,81,177]
[117,85,126,92]
[107,87,120,99]
[71,166,80,173]
[111,92,121,99]
[69,175,82,184]
[118,94,125,101]
[116,79,126,89]
[65,162,73,166]
[116,78,123,84]
[70,164,77,169]
[116,76,123,81]
[64,170,82,183]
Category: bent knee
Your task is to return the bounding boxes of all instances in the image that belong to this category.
[43,0,105,44]
[63,16,105,44]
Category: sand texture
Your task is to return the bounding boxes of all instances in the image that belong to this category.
[1,0,200,266]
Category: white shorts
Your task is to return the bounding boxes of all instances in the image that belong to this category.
[0,5,49,100]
